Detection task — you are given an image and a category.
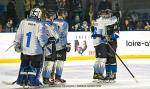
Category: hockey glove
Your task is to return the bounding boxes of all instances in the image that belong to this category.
[14,43,21,53]
[91,34,97,38]
[66,43,71,52]
[91,34,105,39]
[111,32,119,41]
[48,37,56,44]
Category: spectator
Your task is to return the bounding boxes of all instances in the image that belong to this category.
[57,0,67,9]
[7,0,17,19]
[7,0,17,32]
[71,14,83,31]
[43,0,58,11]
[24,0,36,18]
[5,18,13,32]
[144,21,150,30]
[123,18,135,31]
[136,20,144,30]
[81,21,89,31]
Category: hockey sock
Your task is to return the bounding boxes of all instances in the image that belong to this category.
[42,61,54,78]
[56,60,64,77]
[106,64,111,73]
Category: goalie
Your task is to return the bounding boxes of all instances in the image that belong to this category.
[14,8,48,86]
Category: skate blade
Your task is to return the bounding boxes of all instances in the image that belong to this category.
[103,80,116,83]
[55,81,66,85]
[92,79,98,83]
[93,79,103,83]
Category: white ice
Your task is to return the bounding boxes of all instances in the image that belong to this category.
[0,59,150,89]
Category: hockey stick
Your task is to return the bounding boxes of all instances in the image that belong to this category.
[4,44,14,52]
[2,80,16,85]
[107,41,138,83]
[51,41,57,82]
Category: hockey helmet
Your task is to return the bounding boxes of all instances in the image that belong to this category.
[98,0,112,15]
[45,9,56,18]
[57,8,68,17]
[29,8,42,19]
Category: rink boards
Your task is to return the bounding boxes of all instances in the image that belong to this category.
[0,31,150,63]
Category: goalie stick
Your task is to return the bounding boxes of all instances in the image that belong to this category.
[4,44,14,52]
[2,80,16,85]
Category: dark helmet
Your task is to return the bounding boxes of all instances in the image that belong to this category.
[57,8,67,16]
[45,9,56,18]
[98,0,112,17]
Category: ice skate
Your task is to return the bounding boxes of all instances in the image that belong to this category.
[103,73,116,83]
[43,78,55,86]
[93,73,104,83]
[55,75,66,84]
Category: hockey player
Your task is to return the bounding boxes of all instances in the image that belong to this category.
[14,8,48,86]
[104,9,120,81]
[91,3,118,81]
[105,20,119,81]
[53,8,70,83]
[42,9,60,85]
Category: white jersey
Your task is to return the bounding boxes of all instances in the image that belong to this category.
[92,16,117,46]
[54,19,68,51]
[44,21,59,40]
[14,18,48,55]
[44,21,59,57]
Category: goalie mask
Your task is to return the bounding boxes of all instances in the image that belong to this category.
[29,8,42,19]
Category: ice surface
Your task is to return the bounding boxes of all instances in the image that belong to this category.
[0,59,150,89]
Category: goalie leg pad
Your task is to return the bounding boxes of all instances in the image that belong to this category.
[94,58,106,74]
[16,54,30,85]
[16,54,43,86]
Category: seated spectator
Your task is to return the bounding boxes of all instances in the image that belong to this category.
[72,23,82,31]
[71,14,82,31]
[81,21,89,31]
[24,0,36,18]
[5,18,13,32]
[7,0,18,32]
[124,19,130,30]
[136,20,144,30]
[144,21,150,30]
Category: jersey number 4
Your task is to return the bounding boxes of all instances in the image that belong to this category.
[26,32,32,47]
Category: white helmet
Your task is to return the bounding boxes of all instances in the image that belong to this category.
[29,8,42,19]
